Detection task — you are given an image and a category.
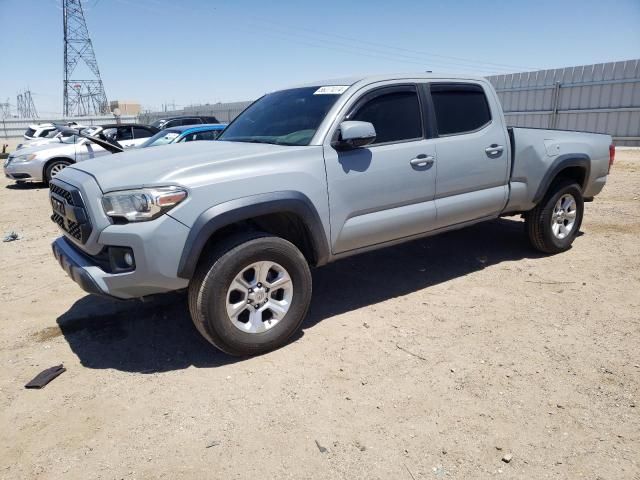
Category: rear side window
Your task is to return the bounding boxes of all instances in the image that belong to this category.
[430,84,491,135]
[133,127,153,139]
[351,89,422,144]
[163,119,180,128]
[115,126,134,141]
[181,130,220,142]
[180,118,201,126]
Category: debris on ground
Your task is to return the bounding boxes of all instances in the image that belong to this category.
[502,453,513,463]
[24,364,66,389]
[314,439,327,453]
[3,231,20,242]
[205,440,220,448]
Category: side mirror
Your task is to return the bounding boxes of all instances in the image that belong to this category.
[332,121,376,151]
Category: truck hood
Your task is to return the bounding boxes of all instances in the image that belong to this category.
[68,141,311,191]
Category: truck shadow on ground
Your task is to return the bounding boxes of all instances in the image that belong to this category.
[5,182,47,190]
[56,217,551,373]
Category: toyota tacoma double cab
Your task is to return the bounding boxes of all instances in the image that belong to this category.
[49,74,614,356]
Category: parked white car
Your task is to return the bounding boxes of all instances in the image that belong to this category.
[16,125,93,150]
[4,124,158,184]
[22,122,85,140]
[23,123,58,140]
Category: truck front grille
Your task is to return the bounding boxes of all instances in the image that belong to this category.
[49,182,92,244]
[49,183,75,205]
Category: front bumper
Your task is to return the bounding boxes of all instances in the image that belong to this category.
[50,168,191,299]
[3,158,44,182]
[51,212,191,299]
[52,237,112,298]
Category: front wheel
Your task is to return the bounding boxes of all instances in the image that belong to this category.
[45,159,72,184]
[525,180,584,254]
[188,233,312,356]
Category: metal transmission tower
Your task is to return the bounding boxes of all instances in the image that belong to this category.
[16,90,38,118]
[63,0,108,116]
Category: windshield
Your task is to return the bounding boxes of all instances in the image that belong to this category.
[140,129,181,148]
[218,86,346,146]
[150,119,166,129]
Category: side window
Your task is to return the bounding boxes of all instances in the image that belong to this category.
[180,118,200,126]
[180,130,219,142]
[430,84,491,135]
[164,119,180,128]
[116,126,134,141]
[133,127,153,139]
[351,89,422,144]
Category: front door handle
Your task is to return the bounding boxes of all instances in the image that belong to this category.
[410,154,435,168]
[485,144,504,157]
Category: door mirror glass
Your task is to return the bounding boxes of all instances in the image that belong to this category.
[333,121,376,151]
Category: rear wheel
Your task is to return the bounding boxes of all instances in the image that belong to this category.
[525,180,584,253]
[188,232,312,356]
[45,159,72,184]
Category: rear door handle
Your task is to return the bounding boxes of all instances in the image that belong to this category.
[485,144,504,157]
[410,154,435,168]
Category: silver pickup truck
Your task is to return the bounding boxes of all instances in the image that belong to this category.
[49,73,614,356]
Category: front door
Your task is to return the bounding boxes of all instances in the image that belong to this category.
[324,85,437,254]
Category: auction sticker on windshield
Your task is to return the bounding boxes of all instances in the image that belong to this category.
[314,86,349,95]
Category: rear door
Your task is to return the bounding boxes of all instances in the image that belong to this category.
[428,82,509,227]
[324,84,437,253]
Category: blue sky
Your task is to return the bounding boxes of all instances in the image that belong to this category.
[0,0,639,116]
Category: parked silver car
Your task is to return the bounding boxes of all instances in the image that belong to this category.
[4,124,158,184]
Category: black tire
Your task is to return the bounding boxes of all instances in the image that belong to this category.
[188,232,312,356]
[44,159,72,184]
[525,179,584,254]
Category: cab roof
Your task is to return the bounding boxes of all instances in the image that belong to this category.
[288,72,488,89]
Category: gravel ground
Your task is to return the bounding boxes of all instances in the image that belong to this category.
[1,150,638,479]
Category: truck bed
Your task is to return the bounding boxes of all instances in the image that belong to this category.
[503,127,611,213]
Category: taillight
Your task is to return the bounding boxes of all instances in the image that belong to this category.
[608,144,615,173]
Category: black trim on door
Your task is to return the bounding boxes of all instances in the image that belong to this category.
[418,83,438,139]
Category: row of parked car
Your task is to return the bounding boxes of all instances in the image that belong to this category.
[4,116,227,184]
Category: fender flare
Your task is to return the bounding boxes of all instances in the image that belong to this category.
[176,191,330,279]
[532,154,590,204]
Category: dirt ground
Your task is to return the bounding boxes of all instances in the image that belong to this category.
[1,151,639,480]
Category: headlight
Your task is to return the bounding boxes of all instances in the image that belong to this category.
[102,186,187,222]
[11,153,37,163]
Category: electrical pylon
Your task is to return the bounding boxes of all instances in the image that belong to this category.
[63,0,108,116]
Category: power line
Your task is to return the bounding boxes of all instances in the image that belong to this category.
[243,22,514,75]
[134,0,535,73]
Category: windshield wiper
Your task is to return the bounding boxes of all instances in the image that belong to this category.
[236,139,278,145]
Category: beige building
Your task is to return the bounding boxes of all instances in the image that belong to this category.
[109,100,141,115]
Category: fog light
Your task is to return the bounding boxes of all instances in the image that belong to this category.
[107,246,135,272]
[124,252,133,267]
